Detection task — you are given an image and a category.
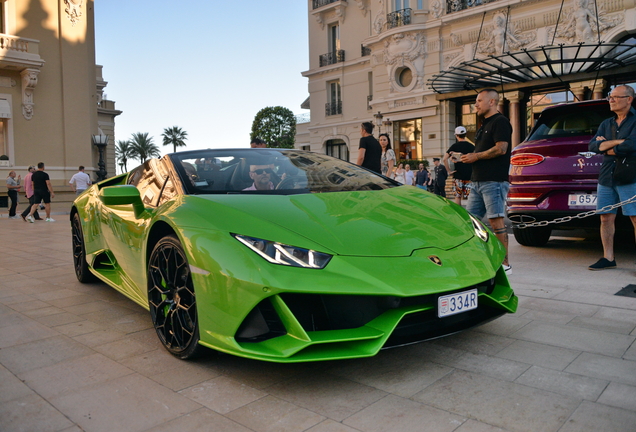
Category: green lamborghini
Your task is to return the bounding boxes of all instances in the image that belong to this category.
[71,148,517,362]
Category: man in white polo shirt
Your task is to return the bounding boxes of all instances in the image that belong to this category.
[69,166,92,195]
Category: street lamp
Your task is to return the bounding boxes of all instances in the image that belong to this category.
[92,134,109,181]
[373,111,383,133]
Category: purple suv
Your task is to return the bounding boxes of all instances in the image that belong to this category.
[507,99,612,246]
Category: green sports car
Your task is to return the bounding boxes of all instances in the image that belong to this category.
[71,148,517,362]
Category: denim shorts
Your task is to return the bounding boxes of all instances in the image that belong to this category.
[597,183,636,216]
[466,181,509,219]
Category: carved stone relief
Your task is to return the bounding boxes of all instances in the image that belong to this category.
[21,69,39,120]
[354,0,369,16]
[431,0,445,19]
[373,0,387,34]
[64,0,83,26]
[551,0,622,43]
[382,32,427,92]
[477,11,536,56]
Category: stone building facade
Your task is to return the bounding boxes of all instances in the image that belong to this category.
[297,0,636,163]
[0,0,119,200]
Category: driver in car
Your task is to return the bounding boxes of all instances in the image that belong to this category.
[243,164,276,191]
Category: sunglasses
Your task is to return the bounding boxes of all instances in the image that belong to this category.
[251,168,273,175]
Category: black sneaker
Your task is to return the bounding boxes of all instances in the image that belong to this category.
[588,258,616,270]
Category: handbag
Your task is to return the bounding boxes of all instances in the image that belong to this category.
[614,155,636,185]
[610,122,636,185]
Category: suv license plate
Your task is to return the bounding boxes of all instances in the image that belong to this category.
[568,193,597,207]
[438,289,478,318]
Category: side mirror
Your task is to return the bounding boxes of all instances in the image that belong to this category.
[99,185,145,218]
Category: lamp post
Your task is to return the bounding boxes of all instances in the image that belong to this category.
[92,134,109,181]
[373,111,383,133]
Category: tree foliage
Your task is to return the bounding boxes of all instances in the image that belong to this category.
[115,139,134,173]
[129,132,161,163]
[250,106,296,148]
[161,126,188,153]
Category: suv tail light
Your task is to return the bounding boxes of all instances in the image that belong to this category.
[507,192,543,202]
[510,153,545,166]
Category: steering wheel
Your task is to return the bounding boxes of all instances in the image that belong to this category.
[275,176,308,190]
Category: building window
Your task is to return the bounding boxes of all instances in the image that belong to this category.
[393,0,410,11]
[326,139,349,161]
[0,1,5,34]
[329,23,340,53]
[396,67,413,87]
[326,81,342,116]
[0,120,5,156]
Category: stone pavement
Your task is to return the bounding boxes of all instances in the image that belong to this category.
[0,216,635,432]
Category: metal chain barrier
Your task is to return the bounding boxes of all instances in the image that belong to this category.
[509,194,636,229]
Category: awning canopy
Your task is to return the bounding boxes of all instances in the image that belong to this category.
[0,99,11,118]
[428,42,636,94]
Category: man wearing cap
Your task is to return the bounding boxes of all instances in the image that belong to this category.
[444,126,475,205]
[20,166,41,221]
[432,157,448,197]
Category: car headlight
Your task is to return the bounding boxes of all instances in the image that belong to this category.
[233,234,332,269]
[469,214,489,242]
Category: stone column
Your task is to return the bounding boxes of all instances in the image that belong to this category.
[504,91,524,148]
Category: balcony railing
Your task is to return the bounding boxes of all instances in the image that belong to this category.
[367,95,373,110]
[325,101,342,116]
[0,33,43,71]
[319,50,345,67]
[313,0,338,9]
[361,45,371,57]
[387,8,412,29]
[296,113,311,124]
[447,0,498,14]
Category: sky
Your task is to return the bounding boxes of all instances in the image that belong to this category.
[94,1,309,160]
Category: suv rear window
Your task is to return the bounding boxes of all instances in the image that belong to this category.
[527,103,612,141]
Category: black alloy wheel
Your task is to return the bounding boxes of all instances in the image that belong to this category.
[148,235,201,359]
[71,212,96,283]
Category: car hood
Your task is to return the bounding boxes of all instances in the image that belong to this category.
[178,187,474,257]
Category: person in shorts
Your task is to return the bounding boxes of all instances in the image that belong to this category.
[444,126,475,205]
[587,85,636,270]
[26,162,55,222]
[460,89,513,274]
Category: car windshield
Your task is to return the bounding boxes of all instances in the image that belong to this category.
[527,102,612,141]
[169,149,398,195]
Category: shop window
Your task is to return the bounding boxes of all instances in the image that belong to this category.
[392,118,421,160]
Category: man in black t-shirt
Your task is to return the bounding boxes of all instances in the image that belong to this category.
[356,122,382,174]
[460,89,513,274]
[26,162,55,223]
[444,126,475,205]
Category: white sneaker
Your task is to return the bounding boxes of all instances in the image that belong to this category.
[8,215,18,219]
[45,218,56,222]
[26,215,35,223]
[503,264,512,275]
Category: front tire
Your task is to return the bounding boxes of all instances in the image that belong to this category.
[513,225,552,247]
[148,235,201,359]
[71,212,97,283]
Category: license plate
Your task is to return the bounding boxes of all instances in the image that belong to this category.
[438,289,478,318]
[568,193,597,207]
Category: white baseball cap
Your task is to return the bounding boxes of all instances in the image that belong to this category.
[455,126,467,135]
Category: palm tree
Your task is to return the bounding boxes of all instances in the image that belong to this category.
[115,139,134,173]
[129,132,161,163]
[161,126,188,153]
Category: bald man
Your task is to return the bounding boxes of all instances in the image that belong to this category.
[460,88,513,274]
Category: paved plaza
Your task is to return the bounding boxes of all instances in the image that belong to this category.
[0,213,635,432]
